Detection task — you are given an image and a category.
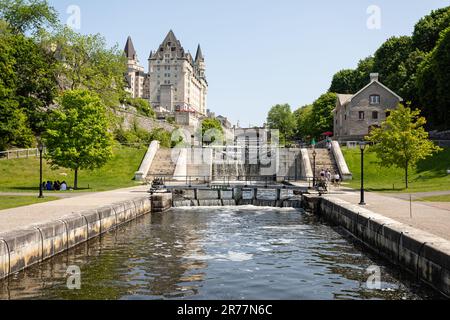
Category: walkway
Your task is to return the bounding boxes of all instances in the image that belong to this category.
[0,185,149,233]
[326,187,450,241]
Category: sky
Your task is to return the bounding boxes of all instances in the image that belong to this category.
[48,0,449,127]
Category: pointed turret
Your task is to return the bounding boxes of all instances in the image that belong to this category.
[124,36,137,60]
[148,50,153,60]
[195,44,204,62]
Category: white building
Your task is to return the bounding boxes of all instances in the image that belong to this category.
[124,36,146,99]
[124,31,208,116]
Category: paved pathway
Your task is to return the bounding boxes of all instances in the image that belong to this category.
[0,186,149,233]
[0,192,90,199]
[325,186,450,241]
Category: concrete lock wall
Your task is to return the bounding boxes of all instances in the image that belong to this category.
[0,197,152,280]
[135,141,160,181]
[302,195,450,297]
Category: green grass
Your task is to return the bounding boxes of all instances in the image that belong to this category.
[0,145,147,193]
[415,195,450,202]
[0,196,59,210]
[342,147,450,193]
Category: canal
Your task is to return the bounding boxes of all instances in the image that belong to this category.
[0,206,442,300]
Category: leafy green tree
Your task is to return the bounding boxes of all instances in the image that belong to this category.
[201,118,224,145]
[0,18,57,134]
[373,36,413,92]
[266,104,295,145]
[412,6,450,52]
[392,49,427,107]
[45,90,113,189]
[366,104,441,189]
[417,27,450,129]
[310,93,337,139]
[329,69,358,94]
[293,105,314,140]
[42,27,127,106]
[0,97,34,151]
[124,97,156,119]
[0,22,36,150]
[0,0,58,35]
[329,57,374,94]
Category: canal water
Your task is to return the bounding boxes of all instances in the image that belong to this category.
[0,206,442,300]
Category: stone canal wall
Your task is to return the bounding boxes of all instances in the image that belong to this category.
[302,194,450,297]
[172,188,302,208]
[0,197,152,280]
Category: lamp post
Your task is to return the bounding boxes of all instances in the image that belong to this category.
[312,148,317,188]
[38,140,44,199]
[359,142,368,205]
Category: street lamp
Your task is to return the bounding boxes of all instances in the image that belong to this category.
[38,140,44,199]
[359,142,368,205]
[312,148,317,188]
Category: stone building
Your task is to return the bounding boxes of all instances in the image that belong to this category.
[123,31,208,117]
[124,36,146,99]
[333,73,403,142]
[147,30,207,116]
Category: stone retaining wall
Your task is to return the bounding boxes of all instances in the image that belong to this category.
[302,194,450,297]
[0,197,151,280]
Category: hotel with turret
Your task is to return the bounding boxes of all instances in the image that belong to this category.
[124,30,208,117]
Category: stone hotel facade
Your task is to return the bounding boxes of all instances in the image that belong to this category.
[124,30,207,116]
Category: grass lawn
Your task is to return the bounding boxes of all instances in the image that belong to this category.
[342,146,450,193]
[0,144,146,193]
[0,196,59,210]
[415,195,450,202]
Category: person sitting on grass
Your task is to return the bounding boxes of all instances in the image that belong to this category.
[46,181,53,191]
[60,181,67,191]
[53,181,60,191]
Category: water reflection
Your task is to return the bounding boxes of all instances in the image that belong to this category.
[0,206,442,300]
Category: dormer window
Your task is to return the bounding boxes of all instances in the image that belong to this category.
[370,95,380,105]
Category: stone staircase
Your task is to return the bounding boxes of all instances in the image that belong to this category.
[147,148,177,180]
[308,148,339,177]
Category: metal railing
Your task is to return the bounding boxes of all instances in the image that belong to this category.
[0,148,46,160]
[147,174,314,188]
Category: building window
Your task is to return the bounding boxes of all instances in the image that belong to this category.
[370,95,380,105]
[344,115,347,121]
[372,111,378,119]
[359,111,365,120]
[386,111,391,118]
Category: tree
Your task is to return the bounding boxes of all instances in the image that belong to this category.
[266,104,295,145]
[41,27,127,106]
[373,36,413,93]
[0,18,57,135]
[45,90,113,189]
[329,57,375,94]
[310,93,337,139]
[0,21,34,150]
[293,105,313,140]
[329,69,358,94]
[124,97,156,119]
[417,27,450,129]
[412,6,450,52]
[366,104,441,189]
[201,118,224,145]
[0,0,58,35]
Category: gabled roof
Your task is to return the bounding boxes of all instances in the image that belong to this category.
[124,36,137,60]
[351,78,403,103]
[336,94,353,106]
[195,44,204,62]
[151,30,185,60]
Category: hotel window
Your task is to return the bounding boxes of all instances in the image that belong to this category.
[370,95,380,105]
[359,111,365,120]
[372,111,378,119]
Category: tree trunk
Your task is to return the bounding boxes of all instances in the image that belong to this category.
[74,168,78,190]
